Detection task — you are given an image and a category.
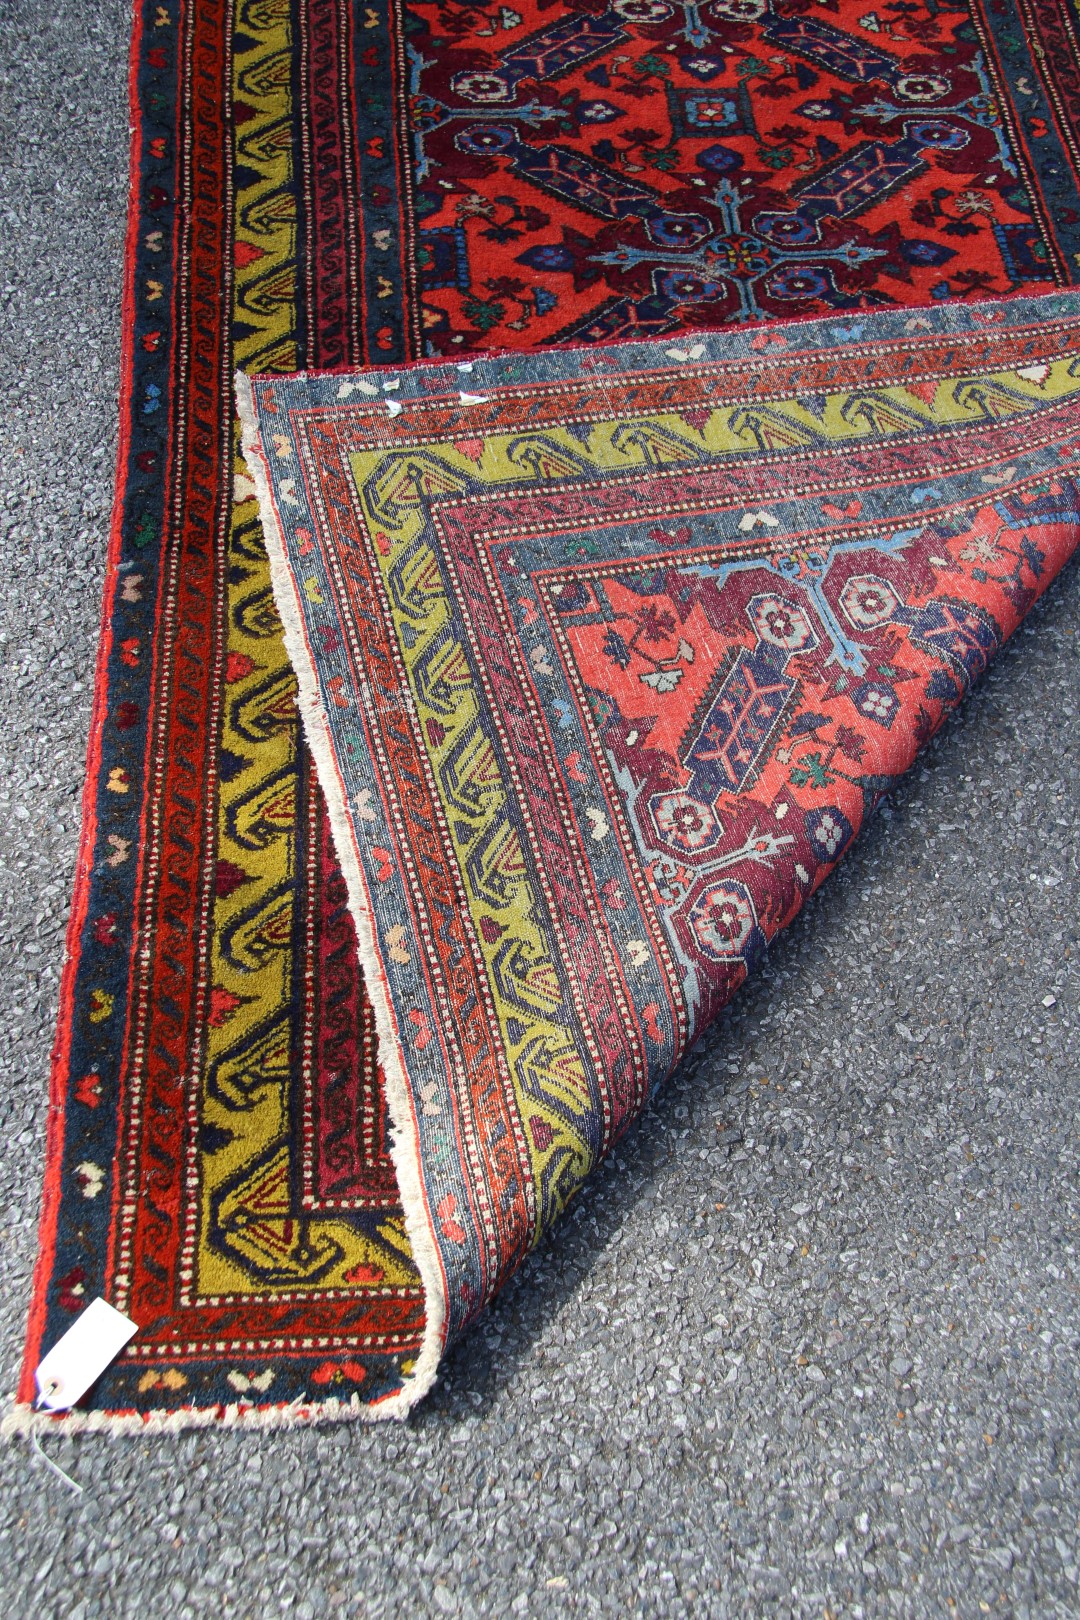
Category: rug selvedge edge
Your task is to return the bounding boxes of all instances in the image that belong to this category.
[234,371,449,1423]
[11,0,153,1421]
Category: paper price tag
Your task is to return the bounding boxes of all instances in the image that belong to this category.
[34,1298,138,1412]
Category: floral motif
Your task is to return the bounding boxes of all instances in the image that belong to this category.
[138,1368,189,1393]
[451,71,511,104]
[748,593,816,653]
[839,574,902,630]
[688,880,758,961]
[311,1359,368,1386]
[88,989,114,1023]
[805,806,855,862]
[613,0,673,19]
[851,679,900,728]
[650,790,723,853]
[75,1161,105,1199]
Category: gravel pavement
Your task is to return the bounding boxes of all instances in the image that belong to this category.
[1,4,1078,1617]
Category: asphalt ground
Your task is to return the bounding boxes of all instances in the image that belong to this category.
[0,3,1077,1616]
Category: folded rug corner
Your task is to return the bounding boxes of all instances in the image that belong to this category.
[236,292,1080,1398]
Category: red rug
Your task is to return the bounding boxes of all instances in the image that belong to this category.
[12,0,1080,1429]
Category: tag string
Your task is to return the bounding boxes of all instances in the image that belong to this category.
[28,1395,84,1496]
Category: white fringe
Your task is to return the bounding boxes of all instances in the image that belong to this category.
[1,1388,408,1439]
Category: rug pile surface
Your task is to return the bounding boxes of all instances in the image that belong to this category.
[12,0,1080,1429]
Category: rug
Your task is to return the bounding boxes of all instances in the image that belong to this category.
[238,292,1080,1408]
[11,0,1080,1431]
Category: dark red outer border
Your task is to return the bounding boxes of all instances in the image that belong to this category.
[18,3,148,1405]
